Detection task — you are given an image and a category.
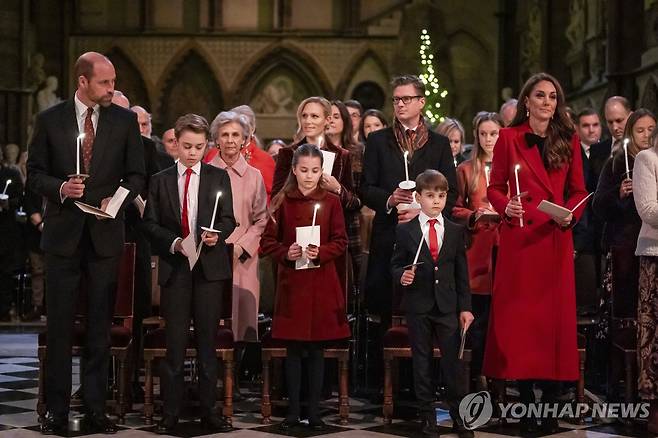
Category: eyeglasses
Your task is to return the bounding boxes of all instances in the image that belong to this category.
[391,95,423,105]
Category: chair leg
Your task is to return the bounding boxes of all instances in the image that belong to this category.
[223,356,234,421]
[144,358,153,425]
[338,355,349,425]
[261,355,272,424]
[624,352,636,404]
[577,352,586,424]
[37,348,46,420]
[117,355,127,424]
[383,355,393,424]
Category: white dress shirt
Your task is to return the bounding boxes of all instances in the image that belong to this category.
[74,91,99,135]
[170,161,201,253]
[418,210,445,250]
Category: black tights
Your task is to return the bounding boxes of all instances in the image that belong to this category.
[285,341,324,421]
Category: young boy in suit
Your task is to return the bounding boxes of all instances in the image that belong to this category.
[143,114,236,434]
[391,169,474,438]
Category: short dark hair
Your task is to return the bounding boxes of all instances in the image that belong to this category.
[344,100,363,114]
[174,113,210,140]
[391,75,426,96]
[576,107,599,124]
[415,169,448,193]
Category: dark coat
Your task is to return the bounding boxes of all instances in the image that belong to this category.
[260,187,350,341]
[27,99,145,257]
[359,127,457,315]
[143,163,236,285]
[391,216,471,315]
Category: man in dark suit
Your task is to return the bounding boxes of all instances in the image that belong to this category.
[391,170,472,437]
[360,75,457,328]
[143,114,235,434]
[27,52,145,435]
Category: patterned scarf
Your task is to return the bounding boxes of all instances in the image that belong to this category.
[393,115,429,156]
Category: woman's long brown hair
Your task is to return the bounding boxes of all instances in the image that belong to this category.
[611,108,656,175]
[468,112,503,193]
[268,143,325,220]
[510,72,575,170]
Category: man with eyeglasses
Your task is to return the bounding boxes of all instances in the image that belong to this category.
[359,75,457,429]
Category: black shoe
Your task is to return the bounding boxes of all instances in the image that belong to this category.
[82,412,118,434]
[519,417,539,436]
[279,417,301,430]
[309,417,327,431]
[155,415,178,434]
[200,414,232,432]
[540,417,559,434]
[421,414,438,436]
[40,413,67,435]
[453,423,475,438]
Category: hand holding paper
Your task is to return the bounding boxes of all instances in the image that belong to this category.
[295,225,320,269]
[287,243,303,261]
[306,244,319,260]
[74,186,130,219]
[537,193,593,223]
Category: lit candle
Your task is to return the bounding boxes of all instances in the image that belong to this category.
[76,133,85,175]
[412,224,428,266]
[1,179,11,195]
[311,203,320,242]
[623,138,630,177]
[514,164,523,228]
[454,158,458,168]
[404,150,410,182]
[210,191,222,230]
[484,165,490,187]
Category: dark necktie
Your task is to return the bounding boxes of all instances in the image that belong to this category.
[82,107,95,173]
[181,168,193,238]
[406,128,416,145]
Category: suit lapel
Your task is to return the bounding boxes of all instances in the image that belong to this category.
[515,132,554,195]
[62,100,79,172]
[197,164,211,236]
[89,106,113,175]
[437,220,453,264]
[165,167,181,227]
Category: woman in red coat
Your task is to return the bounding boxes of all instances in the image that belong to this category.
[482,73,588,433]
[452,111,503,385]
[261,144,350,431]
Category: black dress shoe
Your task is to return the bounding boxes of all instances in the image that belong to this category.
[452,423,475,438]
[421,414,438,436]
[200,414,232,432]
[82,412,118,434]
[155,415,178,435]
[40,413,67,435]
[540,417,559,434]
[279,417,301,430]
[309,417,327,431]
[520,417,539,436]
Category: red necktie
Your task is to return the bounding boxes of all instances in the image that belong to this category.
[181,168,193,238]
[82,107,95,173]
[428,218,439,262]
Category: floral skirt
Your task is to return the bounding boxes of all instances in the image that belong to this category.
[637,256,658,399]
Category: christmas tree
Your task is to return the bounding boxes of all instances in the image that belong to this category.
[418,29,448,125]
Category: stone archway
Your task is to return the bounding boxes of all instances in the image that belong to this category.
[106,48,150,111]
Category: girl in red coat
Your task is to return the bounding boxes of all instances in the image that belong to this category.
[452,111,503,386]
[260,144,350,431]
[483,73,588,434]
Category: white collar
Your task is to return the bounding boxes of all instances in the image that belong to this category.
[400,122,419,132]
[177,161,201,177]
[74,91,99,119]
[418,210,444,230]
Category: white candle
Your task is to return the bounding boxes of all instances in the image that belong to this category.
[412,224,428,266]
[623,138,630,177]
[310,203,320,242]
[454,158,458,168]
[484,165,490,187]
[1,179,11,195]
[210,191,222,230]
[514,164,523,228]
[76,133,85,175]
[404,150,410,181]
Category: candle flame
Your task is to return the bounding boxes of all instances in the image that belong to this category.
[404,150,409,158]
[217,191,222,197]
[514,164,521,171]
[623,138,629,146]
[77,133,85,140]
[5,179,11,184]
[314,203,320,211]
[485,165,490,171]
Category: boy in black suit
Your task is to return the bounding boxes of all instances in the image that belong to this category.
[143,114,236,434]
[391,169,474,438]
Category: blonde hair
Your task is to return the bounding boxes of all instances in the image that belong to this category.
[293,97,331,144]
[436,117,465,151]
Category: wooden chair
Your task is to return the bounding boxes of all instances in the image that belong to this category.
[142,259,235,425]
[608,245,640,403]
[37,242,136,423]
[260,332,350,425]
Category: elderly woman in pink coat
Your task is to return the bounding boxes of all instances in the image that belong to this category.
[209,111,268,345]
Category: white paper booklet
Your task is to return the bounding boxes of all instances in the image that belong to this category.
[74,186,130,219]
[180,233,203,270]
[133,194,146,218]
[537,193,593,221]
[295,225,320,270]
[321,150,335,175]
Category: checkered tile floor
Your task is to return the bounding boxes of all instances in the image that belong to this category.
[0,355,651,437]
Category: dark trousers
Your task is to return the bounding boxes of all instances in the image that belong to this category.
[44,229,120,416]
[469,295,491,375]
[285,341,325,421]
[160,264,223,418]
[407,306,463,417]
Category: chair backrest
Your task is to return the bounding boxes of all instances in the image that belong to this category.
[610,245,640,321]
[75,242,136,320]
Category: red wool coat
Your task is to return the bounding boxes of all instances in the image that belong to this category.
[452,160,501,295]
[482,122,588,381]
[260,187,350,341]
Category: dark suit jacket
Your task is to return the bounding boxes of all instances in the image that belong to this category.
[391,216,471,315]
[0,166,23,255]
[359,127,457,314]
[27,99,145,257]
[143,163,236,286]
[587,138,612,192]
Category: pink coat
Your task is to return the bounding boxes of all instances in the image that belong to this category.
[210,154,268,342]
